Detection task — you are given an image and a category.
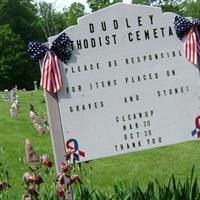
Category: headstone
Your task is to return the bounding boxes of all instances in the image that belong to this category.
[46,3,200,164]
[2,89,10,101]
[43,115,49,130]
[34,81,38,91]
[29,103,35,112]
[10,88,16,103]
[24,139,40,163]
[29,111,36,120]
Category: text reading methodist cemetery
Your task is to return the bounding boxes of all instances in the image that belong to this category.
[48,3,200,163]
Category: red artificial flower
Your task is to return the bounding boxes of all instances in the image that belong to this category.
[27,185,38,197]
[56,182,65,199]
[0,181,10,191]
[60,162,70,173]
[22,194,32,200]
[64,149,75,161]
[23,172,32,184]
[56,172,65,185]
[23,172,43,185]
[40,154,53,168]
[30,175,44,185]
[68,175,81,185]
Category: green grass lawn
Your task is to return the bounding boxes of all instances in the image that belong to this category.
[1,90,200,198]
[0,90,54,198]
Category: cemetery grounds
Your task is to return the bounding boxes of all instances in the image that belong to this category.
[1,90,200,198]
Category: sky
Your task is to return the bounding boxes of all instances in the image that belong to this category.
[40,0,132,12]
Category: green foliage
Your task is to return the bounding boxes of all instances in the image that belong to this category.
[66,2,85,26]
[132,0,151,5]
[1,91,200,199]
[0,0,199,90]
[182,0,200,18]
[87,0,122,12]
[0,24,35,90]
[0,146,10,200]
[161,2,183,15]
[0,0,42,90]
[73,167,200,200]
[131,0,200,18]
[0,0,41,42]
[0,90,54,199]
[36,1,68,38]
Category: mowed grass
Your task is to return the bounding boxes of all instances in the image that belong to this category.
[81,141,200,192]
[1,90,200,198]
[0,90,54,197]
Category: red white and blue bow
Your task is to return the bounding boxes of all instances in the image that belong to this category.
[191,116,200,138]
[174,16,200,65]
[66,138,85,162]
[28,32,72,93]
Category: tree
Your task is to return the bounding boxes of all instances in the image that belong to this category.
[0,0,42,42]
[161,1,183,15]
[131,0,183,8]
[36,1,68,38]
[131,0,151,5]
[131,0,184,15]
[87,0,122,12]
[66,2,85,26]
[0,0,42,90]
[0,25,37,90]
[183,0,200,18]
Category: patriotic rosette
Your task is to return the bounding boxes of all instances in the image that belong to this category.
[174,16,200,65]
[191,116,200,139]
[28,33,72,93]
[66,138,85,162]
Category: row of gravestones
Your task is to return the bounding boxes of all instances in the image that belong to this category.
[2,81,38,102]
[2,87,18,102]
[29,103,49,135]
[2,87,49,135]
[1,87,20,117]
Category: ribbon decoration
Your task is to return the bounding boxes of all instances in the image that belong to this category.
[66,138,85,161]
[174,16,200,65]
[191,116,200,138]
[28,32,72,93]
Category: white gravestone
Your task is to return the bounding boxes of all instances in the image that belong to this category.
[48,3,200,162]
[34,81,38,91]
[3,89,10,101]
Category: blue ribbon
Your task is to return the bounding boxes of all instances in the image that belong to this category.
[174,15,200,40]
[28,32,73,64]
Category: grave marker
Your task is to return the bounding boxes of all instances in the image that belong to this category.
[2,89,10,101]
[33,81,38,91]
[10,88,16,103]
[29,103,35,112]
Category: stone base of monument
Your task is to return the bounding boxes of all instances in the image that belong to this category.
[24,139,40,163]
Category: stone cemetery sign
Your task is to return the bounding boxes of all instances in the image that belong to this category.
[46,3,200,164]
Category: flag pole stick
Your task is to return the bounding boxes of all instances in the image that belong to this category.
[39,58,73,200]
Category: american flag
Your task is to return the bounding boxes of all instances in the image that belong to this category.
[174,16,200,65]
[28,32,72,93]
[184,26,200,65]
[40,51,62,93]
